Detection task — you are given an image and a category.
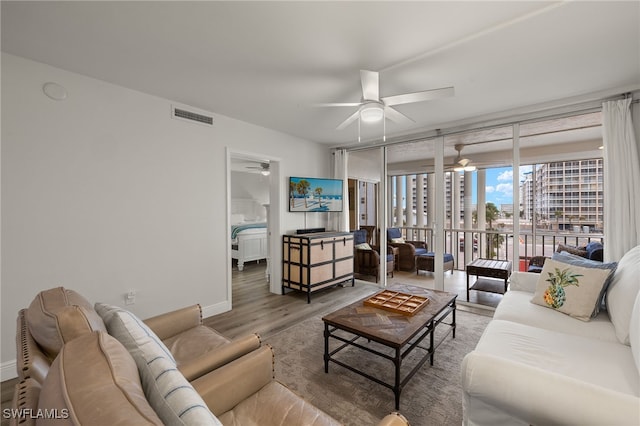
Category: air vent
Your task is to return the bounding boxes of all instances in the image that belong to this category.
[171,104,213,126]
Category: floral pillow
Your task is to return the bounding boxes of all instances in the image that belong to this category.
[531,258,613,321]
[391,238,405,244]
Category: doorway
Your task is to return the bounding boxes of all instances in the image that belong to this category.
[228,151,282,309]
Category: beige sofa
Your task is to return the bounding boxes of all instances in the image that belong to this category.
[11,287,409,426]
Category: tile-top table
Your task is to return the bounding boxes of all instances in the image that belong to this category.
[466,258,512,301]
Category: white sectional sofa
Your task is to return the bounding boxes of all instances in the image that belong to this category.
[461,245,640,426]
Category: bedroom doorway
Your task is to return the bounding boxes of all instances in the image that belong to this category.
[228,152,282,309]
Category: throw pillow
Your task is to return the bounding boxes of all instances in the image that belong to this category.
[391,238,405,244]
[551,251,617,315]
[606,244,640,345]
[355,243,372,250]
[38,331,164,425]
[556,243,588,258]
[140,355,222,426]
[531,258,613,321]
[95,303,176,365]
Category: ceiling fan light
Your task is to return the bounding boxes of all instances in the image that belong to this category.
[359,103,384,123]
[261,170,270,176]
[464,165,476,172]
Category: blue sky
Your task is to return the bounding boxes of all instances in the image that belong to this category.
[475,165,533,206]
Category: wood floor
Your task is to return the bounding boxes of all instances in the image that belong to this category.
[205,262,380,339]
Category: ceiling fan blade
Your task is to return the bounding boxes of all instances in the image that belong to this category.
[360,70,379,101]
[312,102,362,107]
[384,106,414,125]
[382,86,454,106]
[336,110,360,130]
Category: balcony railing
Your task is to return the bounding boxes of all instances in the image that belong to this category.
[395,226,604,272]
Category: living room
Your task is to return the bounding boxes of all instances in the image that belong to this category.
[2,2,640,425]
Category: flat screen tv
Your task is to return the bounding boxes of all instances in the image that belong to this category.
[289,177,344,212]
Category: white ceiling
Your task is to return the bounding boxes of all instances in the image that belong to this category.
[2,1,639,150]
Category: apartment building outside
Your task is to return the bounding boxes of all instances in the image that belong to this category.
[520,159,604,232]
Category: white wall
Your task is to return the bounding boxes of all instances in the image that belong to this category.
[231,171,269,221]
[0,53,331,376]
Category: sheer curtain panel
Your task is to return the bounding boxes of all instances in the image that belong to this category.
[333,149,349,232]
[602,98,640,261]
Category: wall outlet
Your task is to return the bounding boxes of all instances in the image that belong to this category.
[125,289,136,305]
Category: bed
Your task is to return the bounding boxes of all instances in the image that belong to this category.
[231,205,268,271]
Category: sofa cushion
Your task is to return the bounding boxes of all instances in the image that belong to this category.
[556,243,588,258]
[531,258,613,321]
[140,354,222,425]
[26,287,106,359]
[95,303,176,363]
[495,290,619,343]
[585,241,604,261]
[217,381,340,426]
[606,244,640,345]
[162,325,231,367]
[631,291,640,375]
[474,320,639,397]
[37,331,163,425]
[355,242,372,250]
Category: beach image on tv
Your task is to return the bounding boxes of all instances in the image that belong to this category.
[289,177,343,212]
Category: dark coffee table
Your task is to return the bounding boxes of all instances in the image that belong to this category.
[322,283,457,409]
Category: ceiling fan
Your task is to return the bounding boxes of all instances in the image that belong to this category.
[447,144,476,172]
[316,70,454,132]
[246,162,270,176]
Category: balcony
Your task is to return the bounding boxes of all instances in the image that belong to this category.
[376,226,604,310]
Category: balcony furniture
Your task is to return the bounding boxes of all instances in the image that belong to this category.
[461,244,640,426]
[323,283,456,410]
[12,287,410,426]
[282,231,354,303]
[466,259,512,301]
[353,229,394,283]
[360,225,376,245]
[387,227,428,271]
[527,241,604,273]
[416,252,455,275]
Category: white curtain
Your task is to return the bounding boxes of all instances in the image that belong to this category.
[333,149,349,232]
[602,98,640,261]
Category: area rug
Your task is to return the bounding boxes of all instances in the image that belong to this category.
[264,310,491,426]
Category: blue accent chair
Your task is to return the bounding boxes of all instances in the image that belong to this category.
[386,228,428,271]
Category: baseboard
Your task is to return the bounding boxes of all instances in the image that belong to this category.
[201,299,231,319]
[1,359,17,381]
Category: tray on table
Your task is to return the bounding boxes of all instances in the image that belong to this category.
[363,290,430,316]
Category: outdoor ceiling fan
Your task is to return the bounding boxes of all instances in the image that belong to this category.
[316,70,454,133]
[246,162,270,176]
[447,144,476,172]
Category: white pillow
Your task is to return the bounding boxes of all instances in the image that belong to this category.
[95,303,176,364]
[531,258,612,321]
[629,292,640,376]
[355,243,372,250]
[141,355,222,425]
[606,245,640,345]
[391,238,405,244]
